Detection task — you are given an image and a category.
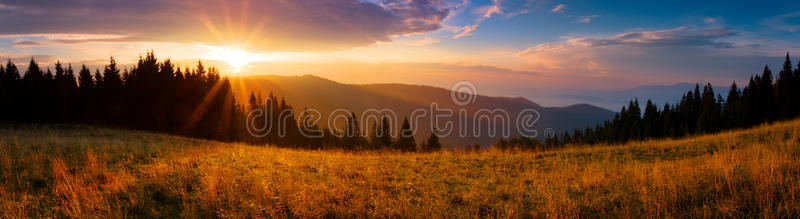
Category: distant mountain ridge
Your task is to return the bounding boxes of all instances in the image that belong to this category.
[558,82,732,111]
[232,74,615,148]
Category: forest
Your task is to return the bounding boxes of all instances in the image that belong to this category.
[2,51,799,151]
[499,54,800,150]
[0,51,441,152]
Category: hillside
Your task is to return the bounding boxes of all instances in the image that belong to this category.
[1,119,798,217]
[230,75,615,147]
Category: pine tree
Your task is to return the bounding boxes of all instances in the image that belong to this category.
[642,99,660,138]
[93,69,103,88]
[723,82,740,128]
[3,60,19,85]
[397,117,416,151]
[78,65,94,89]
[760,65,776,121]
[103,57,122,91]
[344,112,363,148]
[426,131,441,152]
[22,58,44,84]
[697,83,719,133]
[369,121,380,149]
[65,64,77,90]
[1,60,20,120]
[776,53,794,118]
[379,116,392,148]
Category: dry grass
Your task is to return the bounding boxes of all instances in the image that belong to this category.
[0,120,799,217]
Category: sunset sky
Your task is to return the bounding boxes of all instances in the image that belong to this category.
[2,0,800,109]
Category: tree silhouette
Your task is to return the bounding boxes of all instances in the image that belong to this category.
[545,54,800,148]
[3,51,800,152]
[426,131,441,152]
[397,117,416,151]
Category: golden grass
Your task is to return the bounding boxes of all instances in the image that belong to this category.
[0,120,798,217]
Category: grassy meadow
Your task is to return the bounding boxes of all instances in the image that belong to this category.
[0,120,799,217]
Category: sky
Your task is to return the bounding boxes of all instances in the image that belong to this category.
[2,0,800,109]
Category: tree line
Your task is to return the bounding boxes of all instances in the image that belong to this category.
[498,53,800,150]
[245,95,441,151]
[0,51,441,152]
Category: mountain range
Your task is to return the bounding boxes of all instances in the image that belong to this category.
[231,75,615,148]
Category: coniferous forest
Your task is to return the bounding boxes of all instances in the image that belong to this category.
[499,53,800,150]
[0,52,246,142]
[0,51,442,152]
[2,52,799,151]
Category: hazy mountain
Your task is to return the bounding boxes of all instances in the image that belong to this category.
[556,83,731,111]
[232,75,615,148]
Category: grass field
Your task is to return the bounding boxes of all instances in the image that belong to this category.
[0,120,799,217]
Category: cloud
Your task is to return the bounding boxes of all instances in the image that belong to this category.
[0,0,454,51]
[703,17,721,25]
[412,36,441,46]
[453,25,479,39]
[515,26,756,83]
[0,3,19,10]
[449,0,534,39]
[0,53,59,65]
[477,1,502,21]
[551,4,566,13]
[575,15,599,23]
[393,36,441,46]
[6,33,129,47]
[762,11,800,32]
[565,26,737,48]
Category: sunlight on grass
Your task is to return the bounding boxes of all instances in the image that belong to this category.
[0,120,798,217]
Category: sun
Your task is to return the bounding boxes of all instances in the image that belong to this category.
[202,46,265,73]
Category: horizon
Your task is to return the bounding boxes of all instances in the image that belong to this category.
[2,1,800,217]
[3,0,800,109]
[0,59,753,111]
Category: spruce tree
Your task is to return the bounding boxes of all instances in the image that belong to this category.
[93,69,103,88]
[776,53,794,118]
[22,58,43,84]
[4,60,19,83]
[1,60,20,120]
[426,131,441,152]
[760,65,776,121]
[78,65,94,90]
[369,121,380,149]
[379,116,392,148]
[397,117,416,151]
[724,82,741,128]
[103,57,122,91]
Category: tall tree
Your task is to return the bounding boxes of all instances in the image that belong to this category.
[760,65,776,121]
[93,69,103,89]
[78,65,94,90]
[103,57,122,91]
[22,58,44,84]
[1,60,20,120]
[642,99,661,138]
[426,131,441,152]
[379,116,392,148]
[397,117,416,151]
[697,84,720,133]
[723,82,741,129]
[776,53,794,118]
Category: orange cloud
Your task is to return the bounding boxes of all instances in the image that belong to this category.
[453,25,479,39]
[551,4,566,13]
[0,0,453,51]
